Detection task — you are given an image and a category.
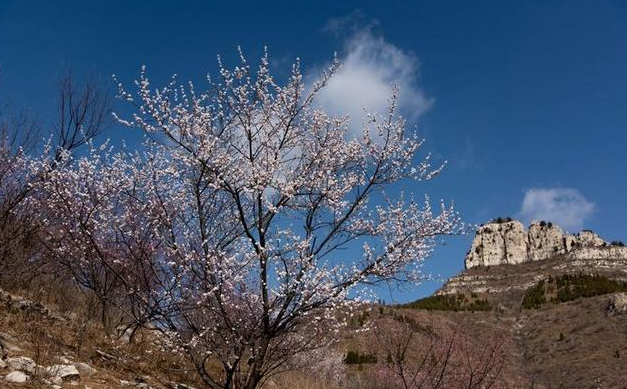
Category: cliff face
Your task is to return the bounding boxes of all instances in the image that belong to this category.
[464,219,619,269]
[439,218,627,299]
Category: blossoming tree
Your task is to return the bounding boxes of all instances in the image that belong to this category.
[0,74,110,287]
[35,50,462,389]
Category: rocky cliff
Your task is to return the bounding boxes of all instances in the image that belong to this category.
[465,218,623,269]
[437,218,627,299]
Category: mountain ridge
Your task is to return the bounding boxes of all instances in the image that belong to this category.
[464,218,627,269]
[439,218,627,302]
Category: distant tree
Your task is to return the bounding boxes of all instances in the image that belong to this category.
[33,50,462,389]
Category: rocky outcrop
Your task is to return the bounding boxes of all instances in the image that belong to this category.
[439,254,627,298]
[465,219,624,269]
[527,222,568,261]
[0,289,62,320]
[465,220,528,268]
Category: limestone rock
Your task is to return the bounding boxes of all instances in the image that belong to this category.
[44,364,80,381]
[0,332,23,353]
[528,222,567,261]
[575,230,605,247]
[171,383,198,389]
[7,356,36,374]
[607,293,627,315]
[4,370,29,383]
[465,220,527,268]
[465,218,617,269]
[74,361,97,375]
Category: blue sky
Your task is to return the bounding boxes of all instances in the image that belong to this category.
[1,0,626,302]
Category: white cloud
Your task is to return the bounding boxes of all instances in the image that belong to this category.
[310,25,433,136]
[520,188,595,232]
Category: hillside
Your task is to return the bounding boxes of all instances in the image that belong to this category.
[2,218,627,389]
[440,218,627,307]
[423,218,627,387]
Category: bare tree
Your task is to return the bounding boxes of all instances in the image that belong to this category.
[54,72,112,158]
[372,314,508,389]
[0,72,112,288]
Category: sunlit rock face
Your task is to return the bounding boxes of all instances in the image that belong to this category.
[465,220,527,268]
[575,230,605,247]
[527,222,563,261]
[464,219,624,269]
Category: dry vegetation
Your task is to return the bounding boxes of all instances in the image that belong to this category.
[518,295,627,387]
[0,280,205,389]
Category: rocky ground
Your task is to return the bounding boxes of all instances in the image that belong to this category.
[0,287,201,389]
[1,283,627,388]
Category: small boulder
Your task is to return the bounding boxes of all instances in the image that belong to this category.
[7,356,36,374]
[173,383,198,389]
[607,293,627,315]
[5,370,29,383]
[74,361,97,375]
[50,376,63,385]
[45,364,81,381]
[0,332,23,353]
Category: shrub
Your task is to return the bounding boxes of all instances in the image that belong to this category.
[402,294,491,312]
[522,274,627,309]
[522,280,547,309]
[344,350,377,364]
[555,274,627,302]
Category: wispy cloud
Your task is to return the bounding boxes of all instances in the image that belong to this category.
[310,15,433,136]
[456,137,481,171]
[520,187,595,232]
